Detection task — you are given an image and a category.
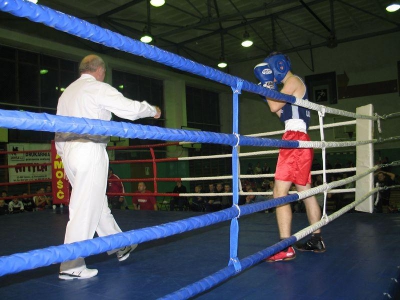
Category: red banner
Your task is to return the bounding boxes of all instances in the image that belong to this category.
[51,141,70,204]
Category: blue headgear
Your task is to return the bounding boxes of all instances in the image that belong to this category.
[263,53,291,83]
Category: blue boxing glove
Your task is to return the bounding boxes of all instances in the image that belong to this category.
[254,62,277,91]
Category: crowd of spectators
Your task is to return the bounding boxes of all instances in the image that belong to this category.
[0,185,53,216]
[169,158,399,214]
[2,158,398,216]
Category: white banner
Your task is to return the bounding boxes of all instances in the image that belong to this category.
[7,143,51,183]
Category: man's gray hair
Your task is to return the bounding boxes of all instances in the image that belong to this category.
[79,55,105,74]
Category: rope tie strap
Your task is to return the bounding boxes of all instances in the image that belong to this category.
[232,79,244,94]
[375,113,382,134]
[317,106,328,216]
[318,106,326,118]
[233,203,241,219]
[233,133,240,148]
[229,257,242,273]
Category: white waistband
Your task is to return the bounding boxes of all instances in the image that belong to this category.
[284,119,307,133]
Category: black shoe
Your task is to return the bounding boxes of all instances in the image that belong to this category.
[295,237,326,253]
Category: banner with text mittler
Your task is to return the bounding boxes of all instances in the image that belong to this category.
[7,143,51,182]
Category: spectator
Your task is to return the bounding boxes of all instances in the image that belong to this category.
[132,182,158,211]
[107,168,126,209]
[1,190,8,204]
[246,163,254,175]
[8,195,24,214]
[33,187,50,210]
[334,160,342,169]
[239,184,251,205]
[374,170,397,213]
[220,183,232,209]
[21,192,36,212]
[205,183,221,212]
[170,181,188,211]
[191,185,205,212]
[245,187,267,204]
[261,163,270,174]
[46,184,53,206]
[254,163,262,175]
[0,199,8,215]
[313,174,323,187]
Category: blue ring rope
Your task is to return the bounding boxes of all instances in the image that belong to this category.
[0,193,299,277]
[0,0,295,104]
[0,109,299,149]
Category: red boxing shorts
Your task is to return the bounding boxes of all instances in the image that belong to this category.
[275,131,313,186]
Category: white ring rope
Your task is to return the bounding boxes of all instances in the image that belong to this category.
[248,120,357,138]
[294,98,378,120]
[180,188,356,198]
[293,186,381,241]
[179,167,356,182]
[177,150,279,161]
[297,139,376,148]
[180,188,358,198]
[297,164,380,200]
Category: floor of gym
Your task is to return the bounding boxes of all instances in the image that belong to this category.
[0,209,399,299]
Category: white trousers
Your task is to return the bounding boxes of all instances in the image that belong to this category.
[59,141,122,273]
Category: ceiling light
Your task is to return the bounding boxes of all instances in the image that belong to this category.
[218,62,227,68]
[140,27,153,43]
[241,31,253,47]
[150,0,165,7]
[386,2,400,12]
[140,34,152,43]
[218,56,227,68]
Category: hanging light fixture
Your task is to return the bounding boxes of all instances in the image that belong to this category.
[142,1,154,43]
[241,31,253,47]
[140,26,153,43]
[386,1,400,12]
[217,56,227,68]
[150,0,165,7]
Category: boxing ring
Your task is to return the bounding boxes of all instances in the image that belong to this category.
[0,0,400,299]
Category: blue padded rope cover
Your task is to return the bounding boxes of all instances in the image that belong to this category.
[159,237,298,300]
[0,0,295,104]
[0,109,300,149]
[229,80,242,272]
[0,194,299,277]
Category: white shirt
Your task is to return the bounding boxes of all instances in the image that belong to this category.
[55,74,157,145]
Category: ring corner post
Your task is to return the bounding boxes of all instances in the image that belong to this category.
[355,104,374,213]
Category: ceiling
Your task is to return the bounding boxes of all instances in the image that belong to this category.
[0,0,399,68]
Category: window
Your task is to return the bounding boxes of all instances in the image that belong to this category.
[112,70,165,158]
[186,86,220,133]
[186,86,230,181]
[0,45,78,142]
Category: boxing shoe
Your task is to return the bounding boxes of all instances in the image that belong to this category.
[295,236,326,253]
[265,246,296,262]
[59,268,98,280]
[117,244,138,262]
